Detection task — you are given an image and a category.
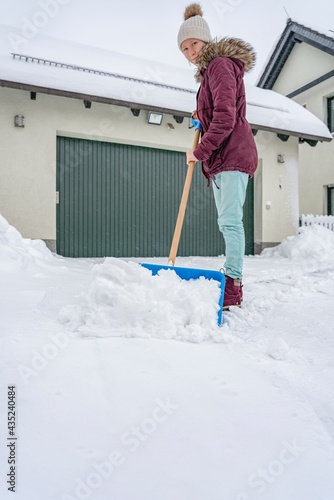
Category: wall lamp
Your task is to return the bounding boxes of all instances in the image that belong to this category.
[84,100,92,109]
[14,115,25,127]
[131,108,140,117]
[147,111,163,125]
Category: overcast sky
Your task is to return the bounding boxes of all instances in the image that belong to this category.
[1,0,334,84]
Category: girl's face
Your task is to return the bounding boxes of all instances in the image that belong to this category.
[181,38,206,66]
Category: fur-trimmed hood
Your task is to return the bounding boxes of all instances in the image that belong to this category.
[195,37,256,82]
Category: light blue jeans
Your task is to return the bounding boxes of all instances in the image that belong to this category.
[212,171,249,279]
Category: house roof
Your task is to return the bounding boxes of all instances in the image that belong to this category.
[257,19,334,90]
[0,24,332,143]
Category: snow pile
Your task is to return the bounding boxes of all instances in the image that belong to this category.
[59,257,224,342]
[261,225,334,270]
[0,214,52,272]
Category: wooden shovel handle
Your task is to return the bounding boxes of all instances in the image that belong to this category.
[168,128,201,266]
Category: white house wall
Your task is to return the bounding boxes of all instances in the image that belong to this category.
[270,43,334,217]
[293,78,334,215]
[254,131,299,249]
[0,86,299,253]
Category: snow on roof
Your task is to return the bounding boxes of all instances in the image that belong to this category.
[245,85,332,142]
[0,24,332,142]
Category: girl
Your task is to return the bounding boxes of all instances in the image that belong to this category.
[178,3,258,308]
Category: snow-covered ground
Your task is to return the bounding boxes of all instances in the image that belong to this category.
[1,214,334,500]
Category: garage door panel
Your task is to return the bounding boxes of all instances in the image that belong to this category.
[56,137,253,258]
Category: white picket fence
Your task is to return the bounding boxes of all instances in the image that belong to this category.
[300,214,334,231]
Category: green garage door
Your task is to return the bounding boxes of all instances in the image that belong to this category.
[56,137,254,258]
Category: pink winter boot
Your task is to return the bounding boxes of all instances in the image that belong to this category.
[223,276,243,309]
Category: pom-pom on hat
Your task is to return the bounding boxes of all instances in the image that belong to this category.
[177,3,212,50]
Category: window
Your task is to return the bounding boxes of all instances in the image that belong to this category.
[327,96,334,133]
[328,186,334,215]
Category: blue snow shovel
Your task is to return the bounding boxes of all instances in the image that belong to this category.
[141,125,226,326]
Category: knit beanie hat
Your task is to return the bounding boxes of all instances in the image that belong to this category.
[177,3,213,50]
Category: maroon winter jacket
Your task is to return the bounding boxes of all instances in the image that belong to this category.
[193,38,258,182]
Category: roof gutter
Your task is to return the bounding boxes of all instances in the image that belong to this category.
[0,79,191,118]
[249,123,332,143]
[0,79,332,143]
